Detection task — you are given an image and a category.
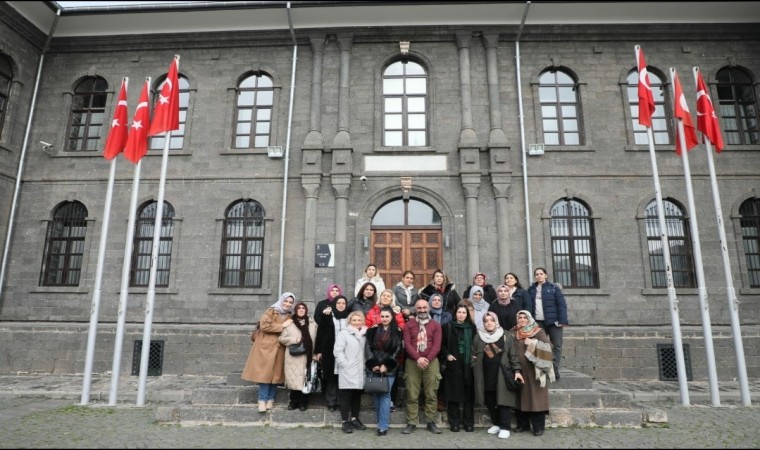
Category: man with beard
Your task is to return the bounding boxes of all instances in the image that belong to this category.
[401,298,443,434]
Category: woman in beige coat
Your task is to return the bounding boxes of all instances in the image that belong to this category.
[278,302,318,411]
[241,292,295,412]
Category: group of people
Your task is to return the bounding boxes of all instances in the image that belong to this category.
[241,264,568,438]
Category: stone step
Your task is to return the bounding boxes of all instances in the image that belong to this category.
[158,402,663,429]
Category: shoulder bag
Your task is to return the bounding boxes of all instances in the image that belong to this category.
[289,342,306,356]
[364,372,390,393]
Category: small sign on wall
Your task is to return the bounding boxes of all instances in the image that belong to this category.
[315,244,335,267]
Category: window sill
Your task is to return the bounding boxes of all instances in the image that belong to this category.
[47,149,190,158]
[127,287,179,295]
[220,148,271,156]
[30,286,90,294]
[208,288,272,296]
[739,288,760,295]
[561,289,608,296]
[641,288,698,296]
[376,146,436,153]
[624,144,674,152]
[542,145,594,152]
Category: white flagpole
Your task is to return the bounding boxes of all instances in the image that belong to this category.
[671,67,719,406]
[81,156,117,405]
[644,123,689,406]
[108,159,142,405]
[693,67,751,406]
[136,129,171,406]
[636,44,689,405]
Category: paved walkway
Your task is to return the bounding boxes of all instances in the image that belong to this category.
[0,373,758,448]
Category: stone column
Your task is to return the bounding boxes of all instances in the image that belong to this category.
[456,32,479,147]
[301,176,321,303]
[461,176,481,279]
[332,34,353,149]
[303,36,327,149]
[483,33,508,148]
[331,176,351,288]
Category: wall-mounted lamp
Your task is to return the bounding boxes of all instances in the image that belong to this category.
[363,235,369,249]
[444,235,450,248]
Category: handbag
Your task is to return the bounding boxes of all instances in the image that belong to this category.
[289,342,306,356]
[500,363,522,391]
[364,372,391,394]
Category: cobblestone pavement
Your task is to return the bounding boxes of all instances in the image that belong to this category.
[0,397,758,448]
[0,374,757,448]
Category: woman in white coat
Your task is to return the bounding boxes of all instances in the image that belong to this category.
[334,310,367,433]
[278,302,318,411]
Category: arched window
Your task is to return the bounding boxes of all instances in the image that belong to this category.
[550,199,598,288]
[716,67,760,145]
[150,75,190,150]
[40,201,88,286]
[739,198,760,287]
[130,201,175,287]
[627,68,670,145]
[219,200,265,287]
[538,68,583,145]
[233,73,273,148]
[0,53,12,139]
[645,199,695,288]
[382,59,428,147]
[67,76,108,152]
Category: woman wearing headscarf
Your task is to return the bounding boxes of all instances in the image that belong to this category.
[314,294,350,411]
[467,285,491,331]
[463,272,497,304]
[489,274,529,332]
[441,304,477,432]
[472,311,523,440]
[241,292,295,412]
[278,302,318,411]
[513,309,554,436]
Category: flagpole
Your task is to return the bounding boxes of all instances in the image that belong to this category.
[136,130,170,406]
[693,67,751,406]
[108,159,142,405]
[644,124,690,406]
[81,156,117,405]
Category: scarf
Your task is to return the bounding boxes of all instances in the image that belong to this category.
[429,293,444,323]
[497,284,512,306]
[453,321,473,364]
[415,315,430,352]
[271,292,296,314]
[470,286,489,329]
[477,312,505,344]
[325,284,343,302]
[516,309,541,340]
[293,302,314,367]
[525,338,556,387]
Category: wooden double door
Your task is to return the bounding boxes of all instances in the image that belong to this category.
[371,229,442,289]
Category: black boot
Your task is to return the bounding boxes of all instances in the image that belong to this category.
[341,421,353,434]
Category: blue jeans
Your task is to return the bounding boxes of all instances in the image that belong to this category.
[373,375,395,431]
[257,383,277,402]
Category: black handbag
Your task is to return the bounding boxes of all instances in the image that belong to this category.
[289,343,306,356]
[501,364,522,391]
[364,372,391,393]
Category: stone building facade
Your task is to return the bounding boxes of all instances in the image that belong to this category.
[0,2,758,381]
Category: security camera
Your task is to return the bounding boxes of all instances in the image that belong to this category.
[360,175,368,182]
[40,141,53,149]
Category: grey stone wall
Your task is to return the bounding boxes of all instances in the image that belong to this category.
[0,18,758,378]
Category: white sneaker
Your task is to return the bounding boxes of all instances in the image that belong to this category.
[498,429,510,439]
[487,425,500,434]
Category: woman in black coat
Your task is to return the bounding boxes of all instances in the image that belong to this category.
[440,303,478,432]
[364,307,403,436]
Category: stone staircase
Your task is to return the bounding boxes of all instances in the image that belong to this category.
[155,369,667,428]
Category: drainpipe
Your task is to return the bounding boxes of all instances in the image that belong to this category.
[516,1,533,278]
[0,6,61,300]
[277,2,298,296]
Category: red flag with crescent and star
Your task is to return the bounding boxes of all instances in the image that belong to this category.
[673,69,699,156]
[103,78,128,160]
[124,79,151,163]
[635,46,655,128]
[695,69,725,153]
[148,55,180,136]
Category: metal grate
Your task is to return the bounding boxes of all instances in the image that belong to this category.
[131,340,164,376]
[656,343,692,381]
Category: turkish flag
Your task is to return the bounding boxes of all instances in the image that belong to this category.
[695,69,725,153]
[635,46,655,128]
[103,78,128,160]
[124,79,151,163]
[148,55,180,136]
[672,70,699,156]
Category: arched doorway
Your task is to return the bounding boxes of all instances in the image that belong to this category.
[371,197,442,288]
